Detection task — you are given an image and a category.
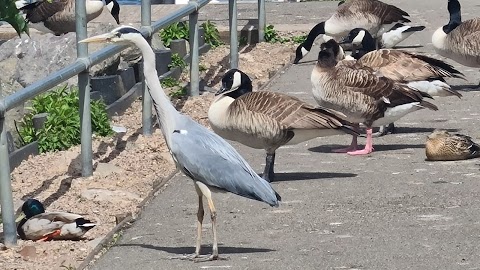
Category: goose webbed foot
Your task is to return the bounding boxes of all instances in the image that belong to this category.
[348,128,374,156]
[347,146,374,156]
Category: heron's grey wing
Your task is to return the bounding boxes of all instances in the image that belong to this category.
[169,122,280,207]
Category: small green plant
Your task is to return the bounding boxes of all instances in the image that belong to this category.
[239,36,248,46]
[18,85,113,153]
[169,87,188,99]
[161,77,181,88]
[290,35,307,44]
[168,53,187,70]
[160,21,189,47]
[201,20,224,47]
[264,25,285,43]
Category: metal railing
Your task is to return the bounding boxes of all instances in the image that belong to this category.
[0,0,236,247]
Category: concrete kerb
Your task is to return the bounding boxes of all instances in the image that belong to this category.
[77,169,180,270]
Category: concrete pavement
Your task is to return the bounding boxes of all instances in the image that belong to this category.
[90,1,480,269]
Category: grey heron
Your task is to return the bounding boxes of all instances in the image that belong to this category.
[16,0,120,35]
[80,26,281,262]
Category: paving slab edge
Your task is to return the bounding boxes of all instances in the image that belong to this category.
[77,169,180,270]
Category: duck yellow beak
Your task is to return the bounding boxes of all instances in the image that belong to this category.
[79,33,116,44]
[15,212,26,223]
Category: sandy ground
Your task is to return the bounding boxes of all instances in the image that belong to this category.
[0,34,299,269]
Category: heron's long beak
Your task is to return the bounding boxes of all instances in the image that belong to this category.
[79,33,116,44]
[15,212,26,223]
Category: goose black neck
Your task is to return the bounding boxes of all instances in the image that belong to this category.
[303,22,325,50]
[225,83,252,99]
[360,31,376,53]
[445,0,462,33]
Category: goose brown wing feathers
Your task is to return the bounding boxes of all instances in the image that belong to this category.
[231,91,346,130]
[21,0,70,23]
[357,50,465,81]
[447,19,480,56]
[337,0,410,24]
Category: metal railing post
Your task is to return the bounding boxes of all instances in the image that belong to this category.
[75,0,93,176]
[229,0,238,69]
[258,0,265,42]
[141,0,153,135]
[0,117,17,247]
[189,1,199,96]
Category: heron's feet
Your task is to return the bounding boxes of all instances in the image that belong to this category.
[170,253,228,262]
[347,146,374,156]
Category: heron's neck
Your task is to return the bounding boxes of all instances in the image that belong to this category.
[135,38,179,144]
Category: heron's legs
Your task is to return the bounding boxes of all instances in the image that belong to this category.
[194,185,205,256]
[171,184,205,261]
[262,152,275,182]
[348,128,374,155]
[333,124,359,153]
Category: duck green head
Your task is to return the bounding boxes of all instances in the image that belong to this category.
[15,198,45,222]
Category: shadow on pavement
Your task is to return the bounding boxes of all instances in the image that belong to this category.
[273,171,357,182]
[116,243,275,255]
[308,143,425,153]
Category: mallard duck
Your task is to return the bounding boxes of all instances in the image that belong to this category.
[425,129,480,161]
[15,198,96,241]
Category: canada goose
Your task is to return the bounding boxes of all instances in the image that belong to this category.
[300,23,425,64]
[293,0,410,64]
[432,0,480,69]
[340,28,465,98]
[311,40,438,155]
[16,0,120,35]
[426,129,480,161]
[208,69,358,182]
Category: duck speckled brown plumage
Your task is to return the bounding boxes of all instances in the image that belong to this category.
[425,129,480,161]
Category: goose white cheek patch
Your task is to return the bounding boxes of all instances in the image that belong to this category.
[232,71,242,91]
[352,30,366,45]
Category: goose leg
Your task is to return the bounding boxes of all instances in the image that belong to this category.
[348,128,374,155]
[262,152,276,182]
[332,124,359,153]
[371,123,395,137]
